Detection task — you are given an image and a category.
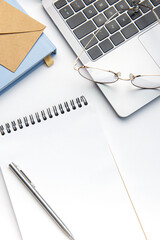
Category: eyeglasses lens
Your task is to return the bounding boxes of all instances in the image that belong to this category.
[132,75,160,89]
[78,67,118,84]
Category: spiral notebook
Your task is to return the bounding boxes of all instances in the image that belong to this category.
[0,96,144,240]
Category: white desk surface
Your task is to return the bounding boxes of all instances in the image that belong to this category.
[0,0,160,238]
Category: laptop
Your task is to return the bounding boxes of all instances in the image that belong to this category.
[42,0,160,117]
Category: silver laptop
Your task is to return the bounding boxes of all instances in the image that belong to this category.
[42,0,160,117]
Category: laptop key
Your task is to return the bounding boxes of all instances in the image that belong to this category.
[94,0,109,12]
[87,45,103,60]
[115,0,129,11]
[66,12,86,29]
[80,34,98,49]
[71,0,85,12]
[110,32,125,46]
[99,38,114,53]
[126,0,138,6]
[126,0,143,6]
[95,28,109,40]
[106,0,119,6]
[135,11,157,30]
[104,6,118,19]
[73,20,96,39]
[59,5,74,19]
[155,5,160,18]
[54,0,67,9]
[139,0,152,13]
[83,5,98,19]
[93,13,107,27]
[150,0,160,6]
[106,20,120,34]
[117,13,131,27]
[121,23,138,38]
[128,9,142,20]
[83,0,96,5]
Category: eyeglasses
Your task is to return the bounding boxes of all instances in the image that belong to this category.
[74,0,160,89]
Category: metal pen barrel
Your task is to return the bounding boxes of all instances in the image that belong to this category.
[9,162,75,240]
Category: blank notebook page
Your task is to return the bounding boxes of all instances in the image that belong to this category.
[1,100,144,240]
[0,168,22,240]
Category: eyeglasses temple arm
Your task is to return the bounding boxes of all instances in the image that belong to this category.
[138,3,160,23]
[73,12,118,70]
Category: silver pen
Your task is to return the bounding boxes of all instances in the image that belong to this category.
[9,162,75,240]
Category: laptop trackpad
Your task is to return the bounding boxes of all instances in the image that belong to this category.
[139,24,160,68]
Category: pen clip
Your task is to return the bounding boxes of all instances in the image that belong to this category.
[9,162,35,188]
[20,170,33,185]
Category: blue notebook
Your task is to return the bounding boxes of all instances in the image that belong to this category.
[0,0,56,93]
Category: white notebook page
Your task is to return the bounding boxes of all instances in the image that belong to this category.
[0,168,22,240]
[1,103,144,240]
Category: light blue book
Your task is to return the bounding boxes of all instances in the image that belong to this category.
[0,0,56,94]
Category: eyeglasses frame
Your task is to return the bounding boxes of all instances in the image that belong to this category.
[74,1,160,89]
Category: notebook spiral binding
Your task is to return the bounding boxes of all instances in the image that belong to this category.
[0,96,88,136]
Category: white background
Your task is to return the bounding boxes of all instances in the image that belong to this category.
[0,0,160,239]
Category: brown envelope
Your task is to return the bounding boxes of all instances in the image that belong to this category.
[0,0,46,72]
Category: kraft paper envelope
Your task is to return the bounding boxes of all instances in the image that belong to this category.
[0,0,46,72]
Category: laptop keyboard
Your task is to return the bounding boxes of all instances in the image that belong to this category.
[54,0,160,60]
